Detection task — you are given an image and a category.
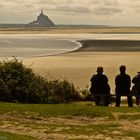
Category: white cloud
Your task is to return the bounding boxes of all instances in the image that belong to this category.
[0,0,139,26]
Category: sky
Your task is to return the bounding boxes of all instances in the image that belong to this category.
[0,0,140,26]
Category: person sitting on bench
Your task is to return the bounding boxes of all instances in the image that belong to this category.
[90,66,110,106]
[115,65,133,107]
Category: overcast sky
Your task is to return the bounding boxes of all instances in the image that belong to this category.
[0,0,140,26]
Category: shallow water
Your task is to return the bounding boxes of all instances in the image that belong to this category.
[0,35,80,58]
[0,34,140,58]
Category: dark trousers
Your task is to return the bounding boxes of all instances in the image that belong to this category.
[94,95,110,106]
[136,97,140,106]
[116,95,133,107]
[135,94,140,106]
[135,93,140,106]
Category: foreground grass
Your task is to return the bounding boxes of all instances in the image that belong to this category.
[1,102,140,139]
[0,131,35,140]
[0,102,114,118]
[1,102,140,117]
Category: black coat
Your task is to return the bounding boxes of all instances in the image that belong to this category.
[132,74,140,95]
[90,74,110,95]
[115,73,131,95]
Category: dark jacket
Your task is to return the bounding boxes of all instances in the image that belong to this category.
[90,74,110,95]
[115,73,131,95]
[132,73,140,94]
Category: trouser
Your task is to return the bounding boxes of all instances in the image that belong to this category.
[94,95,110,106]
[135,93,140,106]
[115,95,133,107]
[136,97,140,106]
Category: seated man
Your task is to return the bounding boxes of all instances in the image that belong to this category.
[115,65,133,107]
[132,72,140,106]
[90,66,110,106]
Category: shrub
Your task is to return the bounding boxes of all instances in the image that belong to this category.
[81,88,94,101]
[0,58,80,103]
[45,79,80,103]
[0,58,47,103]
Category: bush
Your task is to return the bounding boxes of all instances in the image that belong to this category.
[0,58,47,103]
[80,87,94,101]
[0,58,80,103]
[46,79,80,103]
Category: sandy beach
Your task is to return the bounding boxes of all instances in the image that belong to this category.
[23,38,140,93]
[0,27,140,34]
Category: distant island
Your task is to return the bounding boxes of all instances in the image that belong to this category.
[25,10,55,27]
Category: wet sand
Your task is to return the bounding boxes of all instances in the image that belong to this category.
[78,39,140,52]
[23,39,140,93]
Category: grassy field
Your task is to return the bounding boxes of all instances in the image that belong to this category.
[0,131,34,140]
[0,102,140,139]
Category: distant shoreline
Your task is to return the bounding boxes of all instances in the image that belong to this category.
[0,27,140,34]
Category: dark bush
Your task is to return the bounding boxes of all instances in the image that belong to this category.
[46,79,80,103]
[0,58,47,103]
[81,88,94,101]
[0,58,80,103]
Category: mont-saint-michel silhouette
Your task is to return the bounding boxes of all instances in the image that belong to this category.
[25,10,55,27]
[0,10,55,28]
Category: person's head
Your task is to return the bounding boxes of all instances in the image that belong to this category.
[120,65,126,74]
[97,66,104,74]
[137,72,140,75]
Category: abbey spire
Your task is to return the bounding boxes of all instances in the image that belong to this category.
[41,9,44,15]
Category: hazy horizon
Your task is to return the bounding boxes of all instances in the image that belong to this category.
[0,0,140,26]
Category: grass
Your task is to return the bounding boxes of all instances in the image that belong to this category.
[45,124,120,135]
[0,131,35,140]
[0,102,140,139]
[0,102,140,118]
[126,131,140,140]
[0,102,114,118]
[119,114,140,120]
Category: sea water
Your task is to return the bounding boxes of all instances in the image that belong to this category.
[0,34,81,59]
[0,34,140,59]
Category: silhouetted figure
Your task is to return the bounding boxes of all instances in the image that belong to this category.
[132,72,140,106]
[115,65,133,107]
[90,66,110,106]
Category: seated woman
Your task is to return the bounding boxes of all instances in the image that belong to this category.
[90,66,111,106]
